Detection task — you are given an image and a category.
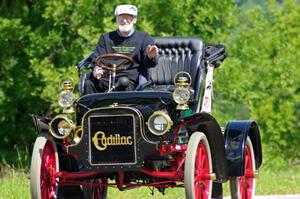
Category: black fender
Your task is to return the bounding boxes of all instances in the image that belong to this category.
[224,120,262,176]
[31,115,51,135]
[183,112,228,182]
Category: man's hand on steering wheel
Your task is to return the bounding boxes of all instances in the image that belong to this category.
[93,66,105,80]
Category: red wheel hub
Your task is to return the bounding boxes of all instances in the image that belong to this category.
[194,142,211,199]
[239,143,254,199]
[40,141,57,199]
[91,178,106,199]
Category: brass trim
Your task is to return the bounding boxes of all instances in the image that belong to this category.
[49,114,75,139]
[147,111,173,136]
[66,126,83,147]
[73,126,83,146]
[173,71,192,86]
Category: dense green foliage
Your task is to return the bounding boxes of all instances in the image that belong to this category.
[0,0,299,168]
[214,0,300,167]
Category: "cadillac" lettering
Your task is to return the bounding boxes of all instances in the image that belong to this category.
[92,131,133,151]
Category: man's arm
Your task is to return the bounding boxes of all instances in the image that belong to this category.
[95,34,107,57]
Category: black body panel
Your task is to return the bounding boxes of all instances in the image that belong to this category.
[76,91,175,124]
[31,115,51,135]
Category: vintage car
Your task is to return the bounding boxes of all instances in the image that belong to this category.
[30,37,262,199]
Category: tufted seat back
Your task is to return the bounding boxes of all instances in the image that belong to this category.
[148,37,204,90]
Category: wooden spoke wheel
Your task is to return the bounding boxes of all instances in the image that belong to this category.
[230,137,256,199]
[30,134,59,199]
[184,132,213,199]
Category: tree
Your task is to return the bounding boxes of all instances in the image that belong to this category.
[214,0,300,167]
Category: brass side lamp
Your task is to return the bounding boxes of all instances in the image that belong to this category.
[58,80,76,113]
[173,72,192,110]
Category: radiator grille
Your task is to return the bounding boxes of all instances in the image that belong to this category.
[88,115,136,165]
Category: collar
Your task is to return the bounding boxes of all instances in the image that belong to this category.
[117,29,135,37]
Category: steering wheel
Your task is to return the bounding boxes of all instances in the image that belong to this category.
[96,53,134,71]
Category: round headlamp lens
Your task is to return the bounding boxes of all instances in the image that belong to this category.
[173,87,190,104]
[153,115,168,131]
[57,120,72,136]
[59,91,75,108]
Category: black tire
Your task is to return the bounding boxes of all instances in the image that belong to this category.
[230,137,256,199]
[184,132,213,199]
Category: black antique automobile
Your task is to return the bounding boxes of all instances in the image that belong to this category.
[30,37,262,199]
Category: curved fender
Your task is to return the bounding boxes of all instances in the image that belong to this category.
[183,112,228,182]
[31,115,51,135]
[224,120,262,176]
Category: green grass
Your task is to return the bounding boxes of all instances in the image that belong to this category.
[0,165,30,199]
[1,164,299,199]
[255,165,300,195]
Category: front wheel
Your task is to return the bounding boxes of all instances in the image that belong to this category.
[30,133,59,199]
[230,137,256,199]
[184,132,213,199]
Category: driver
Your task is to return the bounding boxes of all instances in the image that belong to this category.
[83,4,159,95]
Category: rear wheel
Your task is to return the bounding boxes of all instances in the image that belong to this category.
[83,178,108,199]
[230,137,256,199]
[30,133,59,199]
[184,132,213,199]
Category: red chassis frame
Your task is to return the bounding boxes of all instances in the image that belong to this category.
[54,143,186,190]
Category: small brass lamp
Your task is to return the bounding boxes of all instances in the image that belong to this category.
[58,80,76,114]
[173,72,192,110]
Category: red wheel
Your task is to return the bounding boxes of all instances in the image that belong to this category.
[184,132,213,199]
[230,137,256,199]
[83,178,108,199]
[30,134,59,199]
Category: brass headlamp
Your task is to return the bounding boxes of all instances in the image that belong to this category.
[49,114,75,139]
[173,72,191,110]
[147,111,173,136]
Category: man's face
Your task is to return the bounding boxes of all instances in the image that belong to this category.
[117,14,136,33]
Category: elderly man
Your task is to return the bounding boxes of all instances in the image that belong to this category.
[83,4,159,95]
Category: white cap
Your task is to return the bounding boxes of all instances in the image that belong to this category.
[114,4,138,16]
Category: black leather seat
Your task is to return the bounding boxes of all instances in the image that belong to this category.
[144,37,205,99]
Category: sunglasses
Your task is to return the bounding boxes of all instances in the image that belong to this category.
[117,15,134,23]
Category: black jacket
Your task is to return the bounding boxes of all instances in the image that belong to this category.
[95,30,158,83]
